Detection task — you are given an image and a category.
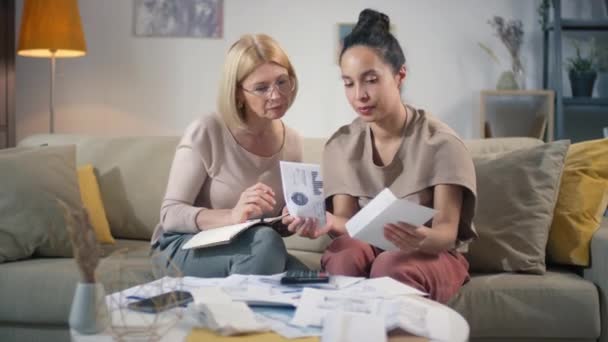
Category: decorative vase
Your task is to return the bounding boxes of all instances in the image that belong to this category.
[569,70,597,97]
[513,66,526,90]
[69,282,110,335]
[496,70,519,90]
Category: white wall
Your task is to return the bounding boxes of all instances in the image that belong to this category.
[15,0,545,141]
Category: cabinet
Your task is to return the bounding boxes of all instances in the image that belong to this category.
[0,0,15,148]
[542,0,608,142]
[480,90,555,142]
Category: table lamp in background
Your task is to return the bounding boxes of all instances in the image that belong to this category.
[17,0,86,133]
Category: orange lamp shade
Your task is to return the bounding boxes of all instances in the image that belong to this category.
[18,0,87,58]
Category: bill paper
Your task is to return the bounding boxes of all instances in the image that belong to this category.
[279,161,326,226]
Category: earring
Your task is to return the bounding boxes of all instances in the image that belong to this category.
[237,101,244,109]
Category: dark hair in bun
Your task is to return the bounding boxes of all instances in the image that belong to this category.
[340,9,405,72]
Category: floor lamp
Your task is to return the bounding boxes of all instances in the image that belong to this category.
[17,0,87,134]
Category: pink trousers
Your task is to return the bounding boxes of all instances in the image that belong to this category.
[321,236,470,303]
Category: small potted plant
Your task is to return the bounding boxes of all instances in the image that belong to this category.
[566,40,597,97]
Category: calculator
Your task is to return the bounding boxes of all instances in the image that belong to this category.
[280,270,330,285]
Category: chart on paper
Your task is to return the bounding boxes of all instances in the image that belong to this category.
[279,161,326,226]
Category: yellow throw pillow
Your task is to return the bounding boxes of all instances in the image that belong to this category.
[77,164,115,244]
[547,138,608,266]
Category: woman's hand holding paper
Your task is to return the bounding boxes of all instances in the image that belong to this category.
[283,209,335,239]
[384,222,429,254]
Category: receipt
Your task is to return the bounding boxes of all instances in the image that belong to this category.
[279,161,326,226]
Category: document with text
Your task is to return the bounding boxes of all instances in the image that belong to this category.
[279,161,326,226]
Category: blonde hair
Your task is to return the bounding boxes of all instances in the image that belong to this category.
[217,34,299,128]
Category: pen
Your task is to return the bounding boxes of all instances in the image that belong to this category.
[260,213,288,223]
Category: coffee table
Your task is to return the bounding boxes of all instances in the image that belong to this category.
[72,285,469,342]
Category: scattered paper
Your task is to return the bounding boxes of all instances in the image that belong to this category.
[194,301,268,335]
[107,274,454,341]
[253,306,322,339]
[382,296,452,341]
[189,286,232,305]
[321,311,386,342]
[330,275,365,290]
[221,274,300,307]
[280,161,326,226]
[291,288,383,327]
[343,276,427,298]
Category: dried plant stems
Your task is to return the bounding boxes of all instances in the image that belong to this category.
[60,201,101,283]
[488,16,524,76]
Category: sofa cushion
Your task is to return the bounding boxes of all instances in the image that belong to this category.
[0,145,82,262]
[448,270,600,339]
[19,135,180,240]
[464,137,544,156]
[77,164,115,244]
[0,258,79,324]
[547,138,608,266]
[0,240,154,324]
[466,140,569,274]
[284,234,332,255]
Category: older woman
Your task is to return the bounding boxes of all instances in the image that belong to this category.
[152,34,308,277]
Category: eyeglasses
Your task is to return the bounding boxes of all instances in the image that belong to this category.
[240,76,295,98]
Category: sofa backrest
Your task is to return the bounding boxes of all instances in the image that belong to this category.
[18,134,543,249]
[301,136,544,162]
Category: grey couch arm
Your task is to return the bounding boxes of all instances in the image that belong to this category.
[584,218,608,342]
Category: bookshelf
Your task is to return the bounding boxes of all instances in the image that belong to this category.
[480,90,555,142]
[542,0,608,142]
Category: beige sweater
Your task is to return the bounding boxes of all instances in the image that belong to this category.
[322,106,477,251]
[151,113,302,244]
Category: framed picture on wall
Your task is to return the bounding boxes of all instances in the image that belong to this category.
[336,23,356,63]
[133,0,223,38]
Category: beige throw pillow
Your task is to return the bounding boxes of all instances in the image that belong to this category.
[466,140,570,274]
[0,145,82,262]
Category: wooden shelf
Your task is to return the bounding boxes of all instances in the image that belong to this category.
[481,89,554,96]
[479,90,555,142]
[547,19,608,31]
[543,1,608,141]
[563,98,608,107]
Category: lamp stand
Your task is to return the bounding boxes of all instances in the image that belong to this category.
[49,50,56,133]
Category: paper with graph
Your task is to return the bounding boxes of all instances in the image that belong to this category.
[279,161,326,226]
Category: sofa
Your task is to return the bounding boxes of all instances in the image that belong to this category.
[1,133,606,342]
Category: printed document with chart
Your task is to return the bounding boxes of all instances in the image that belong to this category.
[279,161,326,226]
